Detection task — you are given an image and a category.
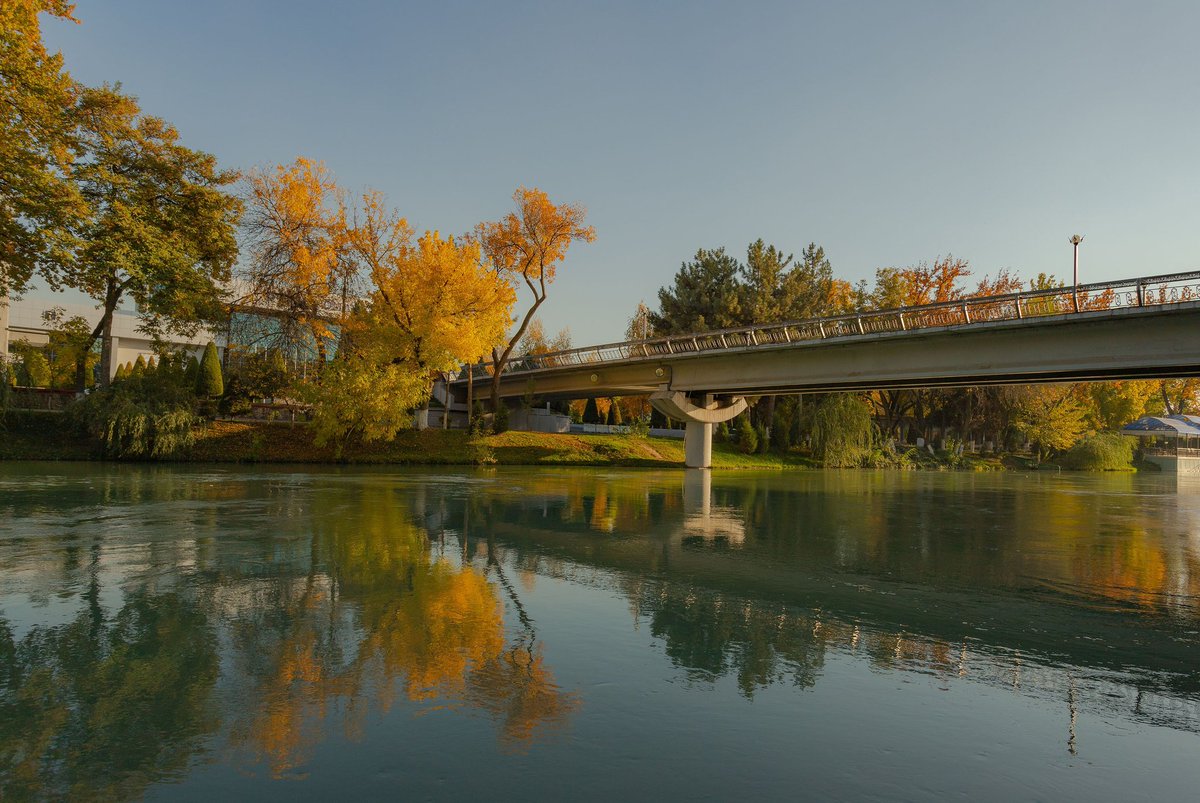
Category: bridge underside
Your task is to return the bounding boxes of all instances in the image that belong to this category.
[450,302,1200,467]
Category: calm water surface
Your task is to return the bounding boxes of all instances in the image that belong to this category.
[2,464,1200,801]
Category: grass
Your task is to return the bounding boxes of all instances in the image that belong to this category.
[0,414,802,469]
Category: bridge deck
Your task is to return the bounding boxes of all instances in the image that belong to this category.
[451,270,1200,400]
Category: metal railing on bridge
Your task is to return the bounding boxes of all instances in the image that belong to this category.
[461,269,1200,380]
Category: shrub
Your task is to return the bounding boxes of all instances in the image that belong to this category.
[197,341,223,398]
[715,421,730,443]
[67,370,198,458]
[754,424,769,454]
[470,401,488,435]
[493,402,510,434]
[1063,432,1136,471]
[739,420,759,454]
[626,415,650,439]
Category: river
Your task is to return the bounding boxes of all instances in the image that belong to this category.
[1,464,1199,800]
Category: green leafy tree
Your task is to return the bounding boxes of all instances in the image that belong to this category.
[59,85,241,387]
[811,393,874,467]
[131,354,147,378]
[196,341,223,398]
[1008,384,1089,463]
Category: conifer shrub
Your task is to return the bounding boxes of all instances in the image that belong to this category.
[583,397,601,424]
[197,341,223,397]
[739,419,759,454]
[132,354,147,377]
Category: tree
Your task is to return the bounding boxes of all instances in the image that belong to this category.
[582,397,601,424]
[650,248,743,335]
[41,306,98,388]
[475,187,594,412]
[625,301,655,341]
[742,240,837,324]
[0,1,85,299]
[1008,384,1089,463]
[518,317,571,361]
[301,193,515,451]
[58,85,240,387]
[240,158,357,363]
[811,392,874,467]
[197,341,223,397]
[1157,379,1200,415]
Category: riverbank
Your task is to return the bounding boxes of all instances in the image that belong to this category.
[2,412,1151,471]
[0,413,801,468]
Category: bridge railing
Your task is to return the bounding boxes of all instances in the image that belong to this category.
[462,269,1200,380]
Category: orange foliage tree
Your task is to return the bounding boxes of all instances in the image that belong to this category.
[475,187,595,411]
[240,157,357,362]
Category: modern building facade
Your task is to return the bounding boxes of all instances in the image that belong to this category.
[1,295,220,380]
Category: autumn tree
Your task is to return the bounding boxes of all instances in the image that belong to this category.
[518,317,571,358]
[475,187,594,412]
[59,85,240,387]
[301,192,514,450]
[1008,384,1090,463]
[240,158,358,364]
[0,0,85,299]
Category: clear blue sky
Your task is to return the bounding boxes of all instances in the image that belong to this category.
[41,0,1200,346]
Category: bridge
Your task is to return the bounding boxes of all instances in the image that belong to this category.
[449,270,1200,468]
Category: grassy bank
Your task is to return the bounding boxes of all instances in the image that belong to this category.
[0,413,800,469]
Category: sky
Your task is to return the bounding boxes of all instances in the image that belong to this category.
[38,0,1200,346]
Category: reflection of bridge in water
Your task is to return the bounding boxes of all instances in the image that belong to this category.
[410,470,1200,745]
[449,270,1200,466]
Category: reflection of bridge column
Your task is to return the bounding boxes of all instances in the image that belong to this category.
[683,468,711,517]
[650,388,748,469]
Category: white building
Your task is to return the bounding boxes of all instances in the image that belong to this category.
[1,295,221,379]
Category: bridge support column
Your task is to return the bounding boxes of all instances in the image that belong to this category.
[650,388,748,469]
[684,422,712,470]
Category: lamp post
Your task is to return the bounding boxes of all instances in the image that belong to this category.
[1070,234,1084,311]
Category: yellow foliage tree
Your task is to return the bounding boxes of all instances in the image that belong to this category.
[301,192,515,451]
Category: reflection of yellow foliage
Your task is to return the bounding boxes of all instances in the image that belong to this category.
[236,485,575,776]
[466,644,581,751]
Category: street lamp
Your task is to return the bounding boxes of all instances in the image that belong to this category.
[1070,234,1084,311]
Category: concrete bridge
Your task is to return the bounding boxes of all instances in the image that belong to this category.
[450,270,1200,467]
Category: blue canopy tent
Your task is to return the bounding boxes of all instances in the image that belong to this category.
[1121,415,1200,451]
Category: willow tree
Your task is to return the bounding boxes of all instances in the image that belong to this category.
[811,392,875,467]
[475,187,594,412]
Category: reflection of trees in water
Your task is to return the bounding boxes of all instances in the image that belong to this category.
[0,591,219,801]
[444,471,1200,742]
[0,475,579,796]
[227,487,578,778]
